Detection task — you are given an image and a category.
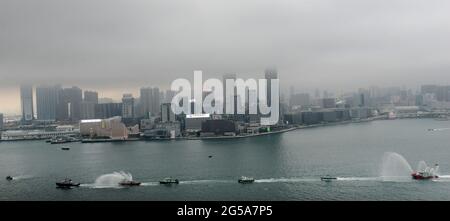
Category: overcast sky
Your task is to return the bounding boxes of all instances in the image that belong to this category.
[1,0,450,114]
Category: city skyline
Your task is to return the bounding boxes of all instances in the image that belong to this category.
[2,0,450,114]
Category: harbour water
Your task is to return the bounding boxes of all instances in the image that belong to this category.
[1,118,450,200]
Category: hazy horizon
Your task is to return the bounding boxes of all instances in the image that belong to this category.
[2,0,450,114]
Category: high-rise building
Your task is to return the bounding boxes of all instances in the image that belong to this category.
[95,103,122,119]
[122,94,135,119]
[264,68,278,107]
[161,103,175,123]
[20,85,34,122]
[140,87,161,117]
[63,87,83,122]
[140,87,152,118]
[223,74,236,113]
[0,113,4,130]
[81,91,98,120]
[81,102,96,119]
[151,87,160,115]
[321,98,337,109]
[290,93,310,107]
[36,85,59,121]
[84,91,98,103]
[165,90,176,103]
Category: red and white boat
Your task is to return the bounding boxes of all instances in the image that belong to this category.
[411,171,438,180]
[411,164,439,180]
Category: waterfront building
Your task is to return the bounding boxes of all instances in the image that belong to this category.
[321,98,336,109]
[20,85,34,123]
[301,111,322,125]
[185,113,211,132]
[201,119,236,136]
[140,117,158,131]
[350,107,370,119]
[0,129,80,141]
[143,121,181,139]
[320,110,338,122]
[284,112,302,125]
[79,117,128,139]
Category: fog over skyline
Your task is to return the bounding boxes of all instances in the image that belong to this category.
[2,0,450,114]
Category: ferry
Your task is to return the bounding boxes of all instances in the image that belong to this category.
[320,175,337,182]
[238,176,255,184]
[119,180,141,186]
[56,179,80,188]
[159,177,179,184]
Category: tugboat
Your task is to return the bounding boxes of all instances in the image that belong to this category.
[238,176,255,184]
[6,176,13,181]
[119,180,141,186]
[56,178,81,188]
[159,177,179,184]
[320,175,337,182]
[412,164,439,180]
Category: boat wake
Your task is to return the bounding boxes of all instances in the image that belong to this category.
[428,128,450,132]
[180,180,234,185]
[11,175,33,180]
[82,171,134,189]
[255,178,318,183]
[140,182,159,186]
[336,177,380,181]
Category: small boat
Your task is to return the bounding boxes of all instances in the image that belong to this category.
[6,176,13,181]
[208,155,213,158]
[238,176,255,184]
[56,179,80,188]
[61,147,70,150]
[159,177,179,184]
[119,180,141,186]
[320,175,337,182]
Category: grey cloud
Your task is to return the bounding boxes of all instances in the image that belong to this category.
[1,0,450,92]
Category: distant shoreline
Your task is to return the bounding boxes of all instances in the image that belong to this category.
[0,115,403,143]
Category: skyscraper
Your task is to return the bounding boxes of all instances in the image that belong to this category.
[36,85,59,121]
[140,87,160,117]
[122,94,135,119]
[84,91,98,103]
[140,87,152,118]
[161,103,175,123]
[165,90,176,103]
[20,85,34,122]
[223,74,236,113]
[64,87,83,122]
[151,87,161,115]
[0,113,4,130]
[264,68,278,107]
[81,91,98,120]
[95,103,122,119]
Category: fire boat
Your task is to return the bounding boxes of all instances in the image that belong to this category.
[411,164,439,180]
